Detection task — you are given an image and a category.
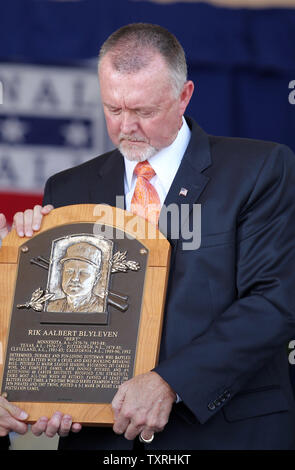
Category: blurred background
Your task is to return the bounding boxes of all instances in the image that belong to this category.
[1,0,295,224]
[0,0,295,449]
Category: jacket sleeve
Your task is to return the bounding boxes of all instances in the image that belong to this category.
[154,143,295,424]
[42,176,53,206]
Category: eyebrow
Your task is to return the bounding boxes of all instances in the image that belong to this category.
[104,102,157,112]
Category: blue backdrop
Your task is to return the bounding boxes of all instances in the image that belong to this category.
[1,0,295,149]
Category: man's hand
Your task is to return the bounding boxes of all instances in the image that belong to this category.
[0,396,29,436]
[12,204,54,237]
[0,396,81,438]
[0,214,9,241]
[31,413,82,438]
[112,371,176,441]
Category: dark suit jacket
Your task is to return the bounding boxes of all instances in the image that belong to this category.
[43,117,295,450]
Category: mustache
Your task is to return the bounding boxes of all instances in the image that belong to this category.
[119,134,148,143]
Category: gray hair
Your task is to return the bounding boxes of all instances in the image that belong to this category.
[98,23,188,96]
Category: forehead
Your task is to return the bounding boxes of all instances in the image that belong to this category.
[98,53,175,105]
[63,259,94,270]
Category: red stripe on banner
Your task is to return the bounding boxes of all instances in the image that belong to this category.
[0,192,43,225]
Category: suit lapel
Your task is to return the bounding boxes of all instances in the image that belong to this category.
[89,149,126,208]
[88,120,211,242]
[159,118,211,242]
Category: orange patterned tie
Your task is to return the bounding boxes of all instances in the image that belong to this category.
[130,160,161,225]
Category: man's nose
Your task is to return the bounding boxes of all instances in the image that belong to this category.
[71,269,80,282]
[120,110,138,134]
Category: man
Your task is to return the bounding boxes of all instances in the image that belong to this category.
[47,242,103,313]
[1,23,295,449]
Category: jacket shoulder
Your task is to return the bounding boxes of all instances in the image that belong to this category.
[208,134,295,176]
[47,149,118,183]
[209,134,281,158]
[42,149,121,207]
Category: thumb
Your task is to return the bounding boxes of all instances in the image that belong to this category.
[0,396,28,421]
[41,204,54,214]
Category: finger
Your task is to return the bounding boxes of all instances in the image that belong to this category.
[0,397,28,435]
[23,209,34,237]
[0,396,28,421]
[113,415,130,435]
[58,414,72,437]
[112,384,126,420]
[0,426,9,437]
[45,412,63,438]
[112,387,129,435]
[0,214,9,240]
[140,427,155,441]
[32,204,53,232]
[0,416,28,435]
[41,204,54,214]
[71,422,82,433]
[31,417,49,436]
[0,409,28,435]
[13,212,25,237]
[32,205,43,231]
[124,421,143,441]
[122,410,153,441]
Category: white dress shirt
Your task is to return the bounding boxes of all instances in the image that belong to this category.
[124,117,191,210]
[123,118,190,405]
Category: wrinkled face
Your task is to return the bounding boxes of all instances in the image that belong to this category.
[99,53,194,161]
[61,259,98,298]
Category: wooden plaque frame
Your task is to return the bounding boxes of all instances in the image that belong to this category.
[0,204,171,425]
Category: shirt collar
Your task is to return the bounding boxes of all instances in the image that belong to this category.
[124,116,191,192]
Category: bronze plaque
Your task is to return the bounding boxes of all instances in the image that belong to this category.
[0,205,170,424]
[1,223,147,405]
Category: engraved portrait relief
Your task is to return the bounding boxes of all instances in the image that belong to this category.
[16,233,141,315]
[47,242,103,313]
[46,235,113,313]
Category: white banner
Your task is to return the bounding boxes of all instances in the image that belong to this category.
[0,63,111,194]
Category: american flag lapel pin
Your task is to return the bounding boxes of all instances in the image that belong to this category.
[179,187,188,197]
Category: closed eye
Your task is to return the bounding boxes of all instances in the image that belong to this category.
[135,109,156,118]
[108,108,121,115]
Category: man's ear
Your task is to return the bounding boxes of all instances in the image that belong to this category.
[179,80,194,116]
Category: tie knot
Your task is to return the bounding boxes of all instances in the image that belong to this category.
[134,161,156,181]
